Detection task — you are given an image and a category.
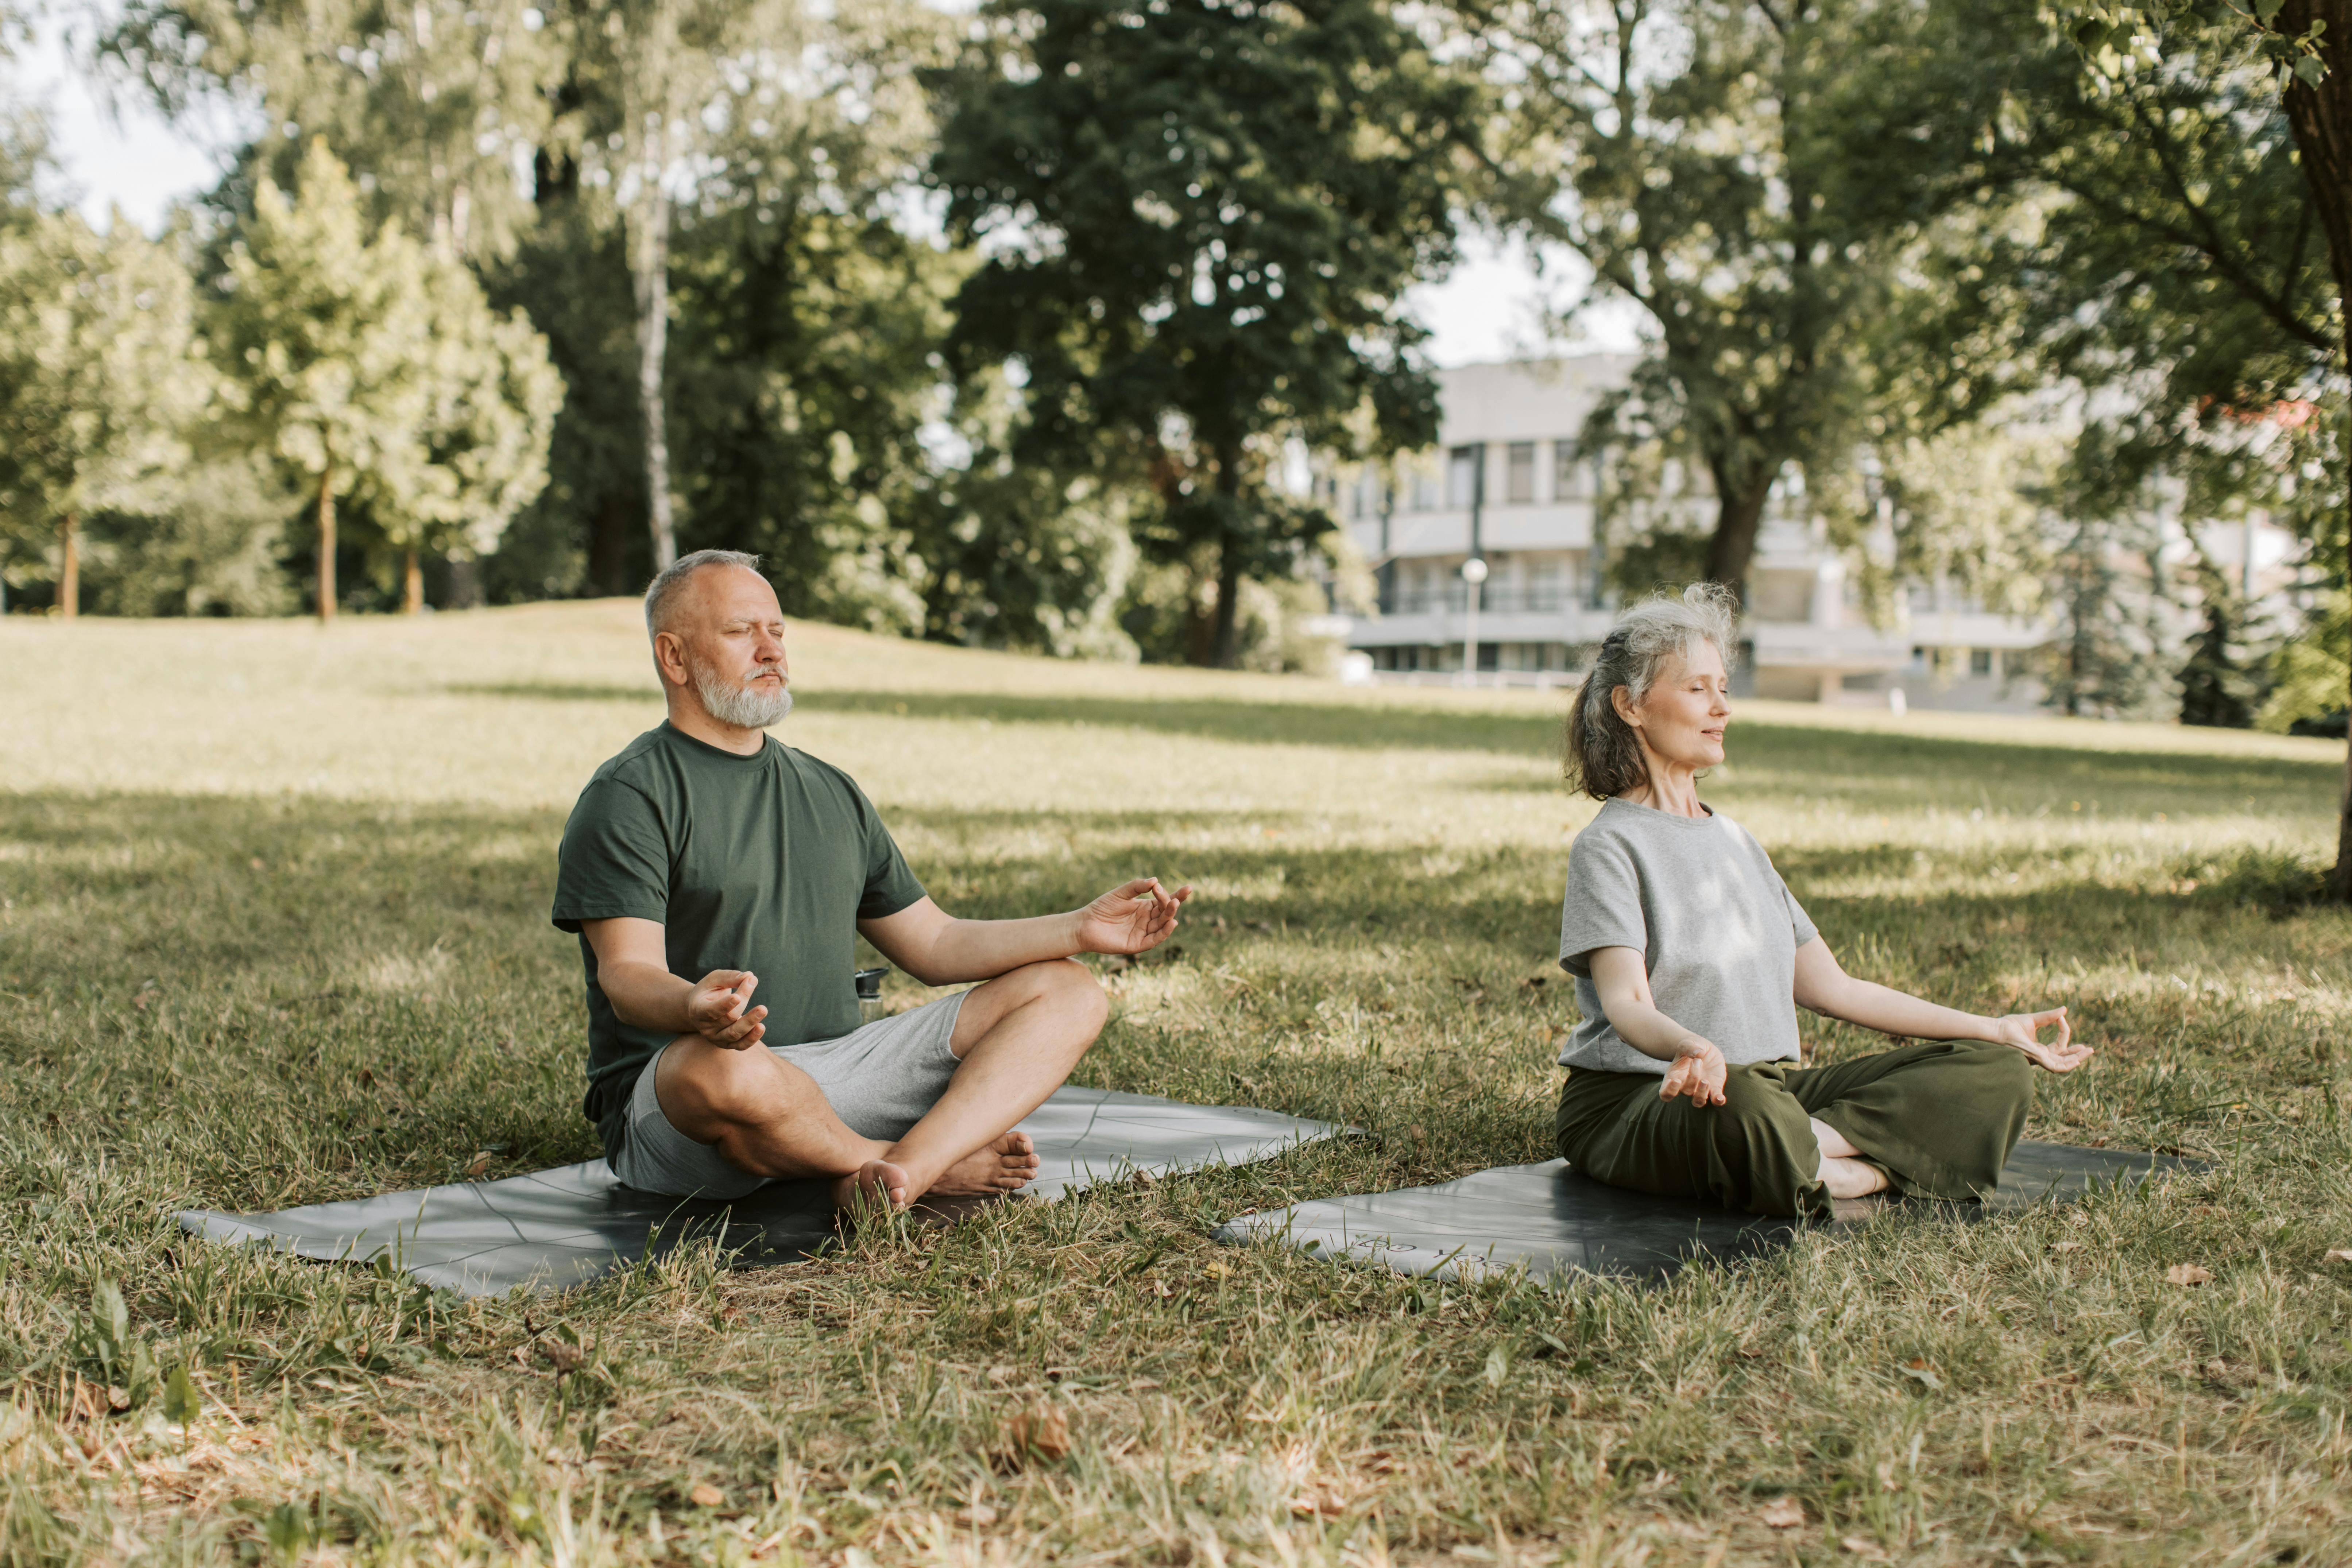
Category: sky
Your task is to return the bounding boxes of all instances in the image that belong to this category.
[6,4,1645,367]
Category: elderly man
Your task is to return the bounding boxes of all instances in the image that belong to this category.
[553,549,1188,1211]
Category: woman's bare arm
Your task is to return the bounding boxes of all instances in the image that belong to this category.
[1586,945,1727,1105]
[1791,938,2092,1072]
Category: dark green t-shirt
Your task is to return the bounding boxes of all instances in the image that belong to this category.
[550,723,928,1156]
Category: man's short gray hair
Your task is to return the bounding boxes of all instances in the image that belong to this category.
[1563,583,1741,800]
[643,549,765,640]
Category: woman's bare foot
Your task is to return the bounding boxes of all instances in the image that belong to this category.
[833,1159,912,1213]
[1820,1154,1891,1199]
[925,1131,1041,1197]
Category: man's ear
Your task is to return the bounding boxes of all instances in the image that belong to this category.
[653,630,688,688]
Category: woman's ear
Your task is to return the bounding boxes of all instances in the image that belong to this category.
[1610,683,1640,729]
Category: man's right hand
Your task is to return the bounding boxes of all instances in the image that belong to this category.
[686,970,766,1049]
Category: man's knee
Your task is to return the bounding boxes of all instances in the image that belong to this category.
[658,1038,790,1128]
[956,960,1108,1052]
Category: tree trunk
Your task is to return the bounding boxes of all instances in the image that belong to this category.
[2275,0,2352,898]
[316,469,337,625]
[633,183,678,573]
[1209,440,1246,668]
[403,547,425,615]
[1210,529,1244,669]
[58,512,78,620]
[1702,477,1771,602]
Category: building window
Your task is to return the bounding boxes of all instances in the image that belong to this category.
[1970,647,1995,677]
[1447,446,1482,508]
[1506,442,1536,503]
[1553,440,1585,499]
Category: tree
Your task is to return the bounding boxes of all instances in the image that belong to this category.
[0,210,214,617]
[218,140,558,620]
[564,0,798,572]
[931,0,1473,666]
[1467,0,1934,596]
[2046,0,2352,887]
[372,259,564,612]
[107,0,562,263]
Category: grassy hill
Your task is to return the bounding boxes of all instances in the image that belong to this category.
[1,603,2347,1565]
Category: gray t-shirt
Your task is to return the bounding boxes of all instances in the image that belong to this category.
[1556,798,1820,1076]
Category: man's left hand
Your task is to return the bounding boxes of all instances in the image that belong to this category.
[1074,878,1192,956]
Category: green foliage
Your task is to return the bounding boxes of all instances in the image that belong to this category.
[0,208,216,595]
[217,141,559,606]
[1474,0,1946,591]
[2261,588,2349,731]
[2177,546,2268,727]
[932,0,1473,664]
[106,0,564,262]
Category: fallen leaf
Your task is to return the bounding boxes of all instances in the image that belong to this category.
[955,1504,998,1527]
[1759,1496,1804,1529]
[1899,1357,1943,1390]
[688,1483,724,1509]
[1840,1535,1891,1561]
[2165,1263,2214,1287]
[465,1151,493,1180]
[2050,1240,2083,1254]
[106,1385,131,1412]
[2325,1249,2352,1264]
[539,1340,584,1375]
[1006,1404,1071,1461]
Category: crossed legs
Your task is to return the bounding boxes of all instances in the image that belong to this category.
[649,959,1108,1210]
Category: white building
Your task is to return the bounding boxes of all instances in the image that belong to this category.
[1330,357,2054,709]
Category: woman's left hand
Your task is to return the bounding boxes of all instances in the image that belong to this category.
[1988,1007,2094,1073]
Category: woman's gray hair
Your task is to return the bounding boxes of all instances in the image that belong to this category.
[1564,583,1740,800]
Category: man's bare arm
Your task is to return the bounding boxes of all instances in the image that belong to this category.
[580,916,771,1050]
[858,880,1189,986]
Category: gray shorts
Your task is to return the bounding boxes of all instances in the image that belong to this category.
[609,990,968,1199]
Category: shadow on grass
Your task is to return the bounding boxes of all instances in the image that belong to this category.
[3,788,2333,1196]
[441,680,2341,809]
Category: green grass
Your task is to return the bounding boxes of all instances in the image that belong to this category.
[2,604,2349,1566]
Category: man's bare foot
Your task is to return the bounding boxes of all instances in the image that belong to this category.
[1821,1154,1891,1199]
[925,1131,1042,1197]
[833,1159,912,1213]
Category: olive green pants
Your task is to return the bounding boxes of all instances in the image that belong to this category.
[1554,1039,2035,1222]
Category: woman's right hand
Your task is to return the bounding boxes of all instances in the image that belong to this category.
[1659,1038,1728,1106]
[1989,1007,2093,1073]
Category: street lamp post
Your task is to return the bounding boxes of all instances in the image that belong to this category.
[1459,555,1488,689]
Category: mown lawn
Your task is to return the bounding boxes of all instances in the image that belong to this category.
[2,603,2349,1567]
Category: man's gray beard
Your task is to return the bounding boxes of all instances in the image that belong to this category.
[694,663,793,729]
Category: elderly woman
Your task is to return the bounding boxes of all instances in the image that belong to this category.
[1553,585,2093,1219]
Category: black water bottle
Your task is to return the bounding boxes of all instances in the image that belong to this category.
[855,966,890,1026]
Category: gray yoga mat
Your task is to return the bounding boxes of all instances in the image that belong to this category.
[1216,1142,2191,1283]
[181,1085,1341,1297]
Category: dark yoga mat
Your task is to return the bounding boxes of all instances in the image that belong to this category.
[1215,1142,2192,1283]
[181,1085,1341,1297]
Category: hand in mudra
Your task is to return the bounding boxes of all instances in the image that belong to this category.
[1659,1038,1728,1106]
[1989,1006,2092,1072]
[1075,878,1192,955]
[688,970,767,1050]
